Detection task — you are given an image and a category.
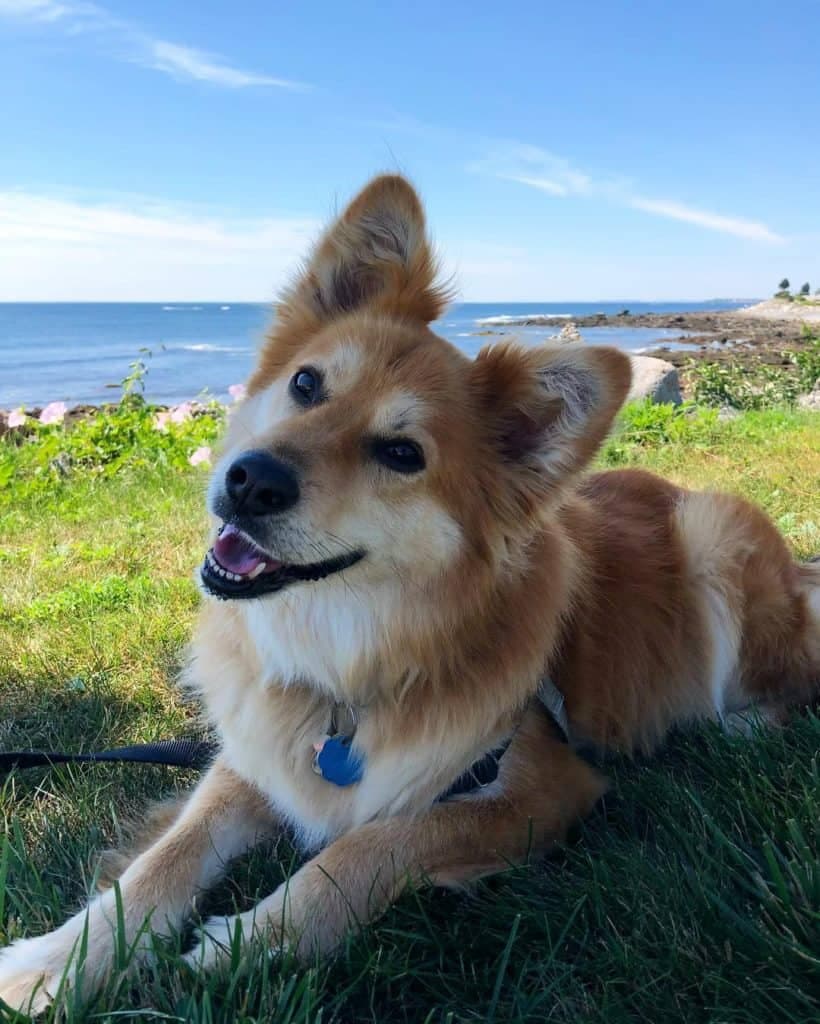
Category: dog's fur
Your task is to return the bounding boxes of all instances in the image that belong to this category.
[1,175,818,1012]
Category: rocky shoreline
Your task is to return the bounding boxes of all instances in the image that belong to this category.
[473,307,818,376]
[2,306,818,424]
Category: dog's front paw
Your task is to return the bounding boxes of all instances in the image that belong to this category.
[185,913,281,973]
[185,915,240,972]
[0,932,76,1015]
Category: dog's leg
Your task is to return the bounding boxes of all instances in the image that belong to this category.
[96,794,190,891]
[189,716,605,968]
[0,759,275,1014]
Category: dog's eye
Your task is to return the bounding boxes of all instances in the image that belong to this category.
[290,368,323,406]
[372,438,426,474]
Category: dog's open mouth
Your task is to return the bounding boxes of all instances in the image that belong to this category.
[201,523,364,600]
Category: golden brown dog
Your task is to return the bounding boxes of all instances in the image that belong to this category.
[1,174,817,1012]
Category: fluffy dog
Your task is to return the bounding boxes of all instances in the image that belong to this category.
[1,174,817,1012]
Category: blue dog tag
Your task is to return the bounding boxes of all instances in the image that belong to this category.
[312,736,364,787]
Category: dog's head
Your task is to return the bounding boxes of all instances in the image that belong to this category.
[201,175,631,609]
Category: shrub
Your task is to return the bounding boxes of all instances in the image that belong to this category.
[793,329,820,391]
[0,362,226,503]
[602,401,719,464]
[687,332,819,410]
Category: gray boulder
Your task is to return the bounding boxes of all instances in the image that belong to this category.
[627,355,682,405]
[797,382,820,411]
[556,321,583,344]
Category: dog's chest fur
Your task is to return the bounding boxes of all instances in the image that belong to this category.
[187,589,499,849]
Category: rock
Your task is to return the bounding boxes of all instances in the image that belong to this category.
[550,321,583,344]
[627,355,682,405]
[718,405,741,421]
[797,382,820,411]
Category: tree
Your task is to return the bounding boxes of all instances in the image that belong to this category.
[778,278,790,291]
[800,282,810,295]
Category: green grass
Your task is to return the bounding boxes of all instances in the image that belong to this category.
[1,400,819,1023]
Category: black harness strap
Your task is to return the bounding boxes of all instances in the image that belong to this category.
[0,739,216,775]
[436,742,511,802]
[436,675,576,802]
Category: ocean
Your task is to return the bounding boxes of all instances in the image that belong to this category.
[0,300,753,409]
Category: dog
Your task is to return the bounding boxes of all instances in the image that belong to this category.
[1,174,817,1012]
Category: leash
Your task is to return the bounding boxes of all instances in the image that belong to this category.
[0,739,217,775]
[0,678,576,794]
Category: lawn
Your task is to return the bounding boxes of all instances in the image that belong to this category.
[1,398,819,1023]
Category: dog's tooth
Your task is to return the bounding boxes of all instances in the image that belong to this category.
[248,562,267,580]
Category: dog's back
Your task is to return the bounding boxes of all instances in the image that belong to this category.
[555,468,819,752]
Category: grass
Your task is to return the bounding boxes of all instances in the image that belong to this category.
[1,396,819,1023]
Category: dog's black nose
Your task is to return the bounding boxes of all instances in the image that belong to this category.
[225,450,300,516]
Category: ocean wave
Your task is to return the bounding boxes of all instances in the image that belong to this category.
[180,344,248,353]
[475,313,573,326]
[162,305,203,311]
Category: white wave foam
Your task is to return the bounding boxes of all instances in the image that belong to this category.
[475,313,572,326]
[181,344,247,352]
[162,305,203,311]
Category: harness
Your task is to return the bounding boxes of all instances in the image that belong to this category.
[0,677,578,799]
[438,676,572,800]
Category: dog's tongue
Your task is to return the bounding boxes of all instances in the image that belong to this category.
[213,524,280,575]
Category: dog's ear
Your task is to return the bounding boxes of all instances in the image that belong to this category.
[281,174,451,326]
[471,343,631,508]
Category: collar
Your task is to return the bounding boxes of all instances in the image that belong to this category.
[311,676,577,797]
[436,675,573,802]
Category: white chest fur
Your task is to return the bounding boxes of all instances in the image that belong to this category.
[188,589,489,850]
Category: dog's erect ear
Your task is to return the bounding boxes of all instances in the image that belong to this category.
[281,175,450,326]
[471,343,631,508]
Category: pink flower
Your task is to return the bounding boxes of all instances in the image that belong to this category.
[189,445,212,467]
[39,401,67,425]
[7,408,26,428]
[153,411,171,431]
[170,402,193,424]
[228,383,246,403]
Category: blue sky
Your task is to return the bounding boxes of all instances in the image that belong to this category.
[1,0,818,301]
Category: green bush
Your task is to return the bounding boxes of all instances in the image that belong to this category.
[793,329,820,392]
[687,332,819,411]
[603,401,719,464]
[1,363,226,504]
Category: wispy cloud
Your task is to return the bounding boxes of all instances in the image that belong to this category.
[0,190,319,248]
[0,189,321,300]
[626,197,782,243]
[146,41,306,90]
[0,1,75,21]
[0,0,307,89]
[472,143,783,244]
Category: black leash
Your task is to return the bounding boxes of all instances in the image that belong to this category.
[0,678,581,789]
[0,739,217,775]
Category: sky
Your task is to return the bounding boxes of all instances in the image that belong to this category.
[1,0,818,302]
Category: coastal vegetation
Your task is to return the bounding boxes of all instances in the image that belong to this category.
[0,359,818,1022]
[774,277,819,303]
[684,328,820,410]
